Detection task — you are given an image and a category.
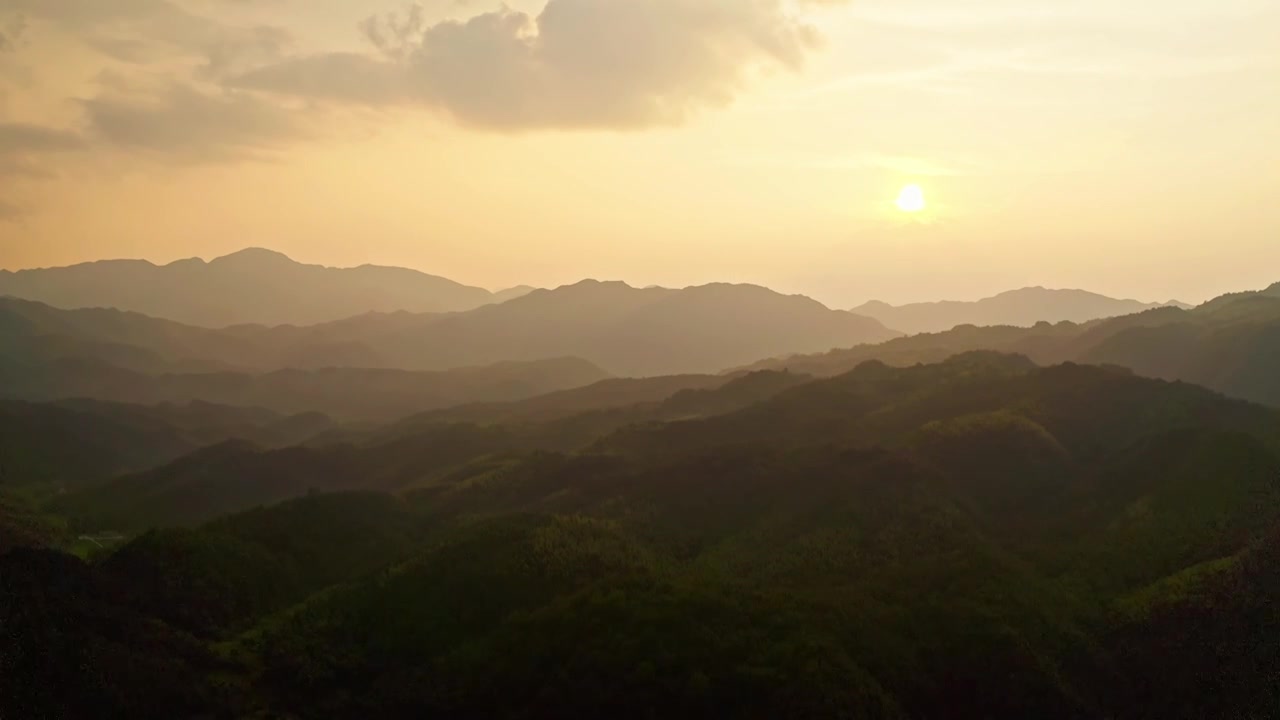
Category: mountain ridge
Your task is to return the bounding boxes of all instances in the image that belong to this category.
[852,286,1188,335]
[0,248,507,327]
[744,284,1280,408]
[2,276,901,378]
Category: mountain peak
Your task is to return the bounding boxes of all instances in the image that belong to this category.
[547,279,638,294]
[996,287,1090,299]
[210,248,296,266]
[852,299,894,311]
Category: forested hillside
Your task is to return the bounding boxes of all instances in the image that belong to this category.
[6,354,1280,718]
[8,0,1275,713]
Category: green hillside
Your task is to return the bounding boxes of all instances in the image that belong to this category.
[7,354,1280,718]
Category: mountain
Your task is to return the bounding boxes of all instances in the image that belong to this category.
[11,353,1280,718]
[324,280,900,376]
[394,374,727,427]
[49,370,820,531]
[0,248,503,327]
[2,281,899,378]
[492,285,539,303]
[0,295,614,420]
[0,398,334,493]
[0,296,261,373]
[0,296,434,373]
[51,423,519,531]
[852,287,1186,335]
[2,356,610,421]
[748,285,1280,407]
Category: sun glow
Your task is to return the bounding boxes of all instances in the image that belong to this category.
[896,184,926,213]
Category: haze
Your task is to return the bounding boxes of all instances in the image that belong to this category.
[1,0,1278,306]
[10,2,1280,715]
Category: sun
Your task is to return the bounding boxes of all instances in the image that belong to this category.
[896,184,926,213]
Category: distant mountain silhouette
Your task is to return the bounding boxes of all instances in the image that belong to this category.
[748,283,1280,407]
[491,285,539,303]
[0,248,512,327]
[0,296,270,373]
[2,280,899,378]
[312,280,900,376]
[852,287,1187,335]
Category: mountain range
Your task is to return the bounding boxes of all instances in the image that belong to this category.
[2,355,610,421]
[6,249,1280,719]
[852,287,1187,335]
[0,399,335,492]
[748,282,1280,408]
[8,352,1280,718]
[1,278,900,379]
[0,248,532,327]
[4,249,1190,340]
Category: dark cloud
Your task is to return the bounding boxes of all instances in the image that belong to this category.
[234,0,829,130]
[82,84,304,161]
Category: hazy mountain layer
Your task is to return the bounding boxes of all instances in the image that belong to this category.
[852,287,1186,335]
[751,285,1280,407]
[0,248,519,327]
[1,356,609,421]
[2,279,900,378]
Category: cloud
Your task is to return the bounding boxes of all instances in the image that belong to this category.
[0,123,86,219]
[3,0,304,161]
[0,123,84,154]
[202,23,292,78]
[234,52,411,105]
[0,15,28,53]
[234,0,832,130]
[5,0,166,28]
[9,0,291,77]
[6,0,844,170]
[0,197,19,215]
[0,123,86,176]
[82,84,304,162]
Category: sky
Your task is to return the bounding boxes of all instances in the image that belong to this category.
[0,0,1277,307]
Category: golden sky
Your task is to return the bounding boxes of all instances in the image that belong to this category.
[1,0,1277,306]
